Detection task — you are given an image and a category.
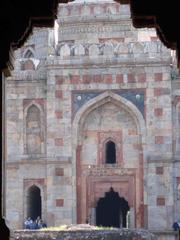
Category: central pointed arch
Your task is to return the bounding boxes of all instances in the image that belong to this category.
[72,91,146,225]
[73,91,146,146]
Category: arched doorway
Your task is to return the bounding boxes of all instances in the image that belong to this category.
[96,187,129,228]
[27,185,41,220]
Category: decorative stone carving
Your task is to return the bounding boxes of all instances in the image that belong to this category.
[103,43,114,56]
[115,43,129,55]
[74,44,85,56]
[60,44,71,57]
[89,44,99,56]
[132,42,144,54]
[81,5,91,16]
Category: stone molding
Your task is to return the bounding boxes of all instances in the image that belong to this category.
[58,21,131,34]
[46,57,171,69]
[55,41,169,58]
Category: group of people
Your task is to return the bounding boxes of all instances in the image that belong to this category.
[24,216,47,229]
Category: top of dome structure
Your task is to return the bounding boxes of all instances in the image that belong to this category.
[72,0,114,3]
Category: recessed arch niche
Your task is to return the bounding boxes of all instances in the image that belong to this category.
[72,91,146,227]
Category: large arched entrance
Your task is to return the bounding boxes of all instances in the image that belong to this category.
[96,187,129,228]
[73,92,146,227]
[27,185,41,220]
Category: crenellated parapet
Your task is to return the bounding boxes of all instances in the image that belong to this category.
[55,41,169,58]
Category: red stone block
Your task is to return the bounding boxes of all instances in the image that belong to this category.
[24,178,44,188]
[155,136,164,144]
[56,199,64,207]
[24,60,35,70]
[55,75,64,85]
[133,143,141,150]
[55,111,63,119]
[137,73,146,83]
[127,74,136,83]
[116,74,123,83]
[37,179,44,185]
[104,74,112,84]
[55,138,63,146]
[176,177,180,184]
[157,197,165,206]
[35,99,44,106]
[151,36,158,41]
[55,168,64,176]
[70,75,81,84]
[23,99,44,109]
[154,88,161,96]
[93,75,102,83]
[128,129,137,135]
[154,73,163,81]
[55,90,63,99]
[154,88,170,96]
[154,108,163,117]
[156,167,164,175]
[82,75,92,84]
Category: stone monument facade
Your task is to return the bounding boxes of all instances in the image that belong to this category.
[5,0,180,239]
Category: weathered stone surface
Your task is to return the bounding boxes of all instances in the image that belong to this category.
[14,225,157,240]
[4,1,179,240]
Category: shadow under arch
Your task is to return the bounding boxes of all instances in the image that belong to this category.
[96,187,130,228]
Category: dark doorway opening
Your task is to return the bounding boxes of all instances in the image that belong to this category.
[96,187,129,228]
[105,141,116,164]
[27,185,41,221]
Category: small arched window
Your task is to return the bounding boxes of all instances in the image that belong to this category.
[105,140,116,164]
[24,49,34,59]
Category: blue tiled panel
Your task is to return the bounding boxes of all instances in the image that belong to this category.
[72,90,145,118]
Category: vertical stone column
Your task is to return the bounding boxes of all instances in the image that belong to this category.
[0,71,10,239]
[129,207,135,228]
[90,208,96,225]
[76,145,82,224]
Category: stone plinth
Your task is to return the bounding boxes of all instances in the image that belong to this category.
[14,224,157,240]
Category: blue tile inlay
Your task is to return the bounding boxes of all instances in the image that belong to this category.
[116,90,144,117]
[72,90,145,118]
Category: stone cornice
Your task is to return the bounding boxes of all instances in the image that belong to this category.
[46,56,172,69]
[58,17,131,27]
[6,157,72,166]
[58,21,131,35]
[6,70,47,82]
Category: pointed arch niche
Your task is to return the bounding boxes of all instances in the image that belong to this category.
[72,91,146,227]
[23,99,45,155]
